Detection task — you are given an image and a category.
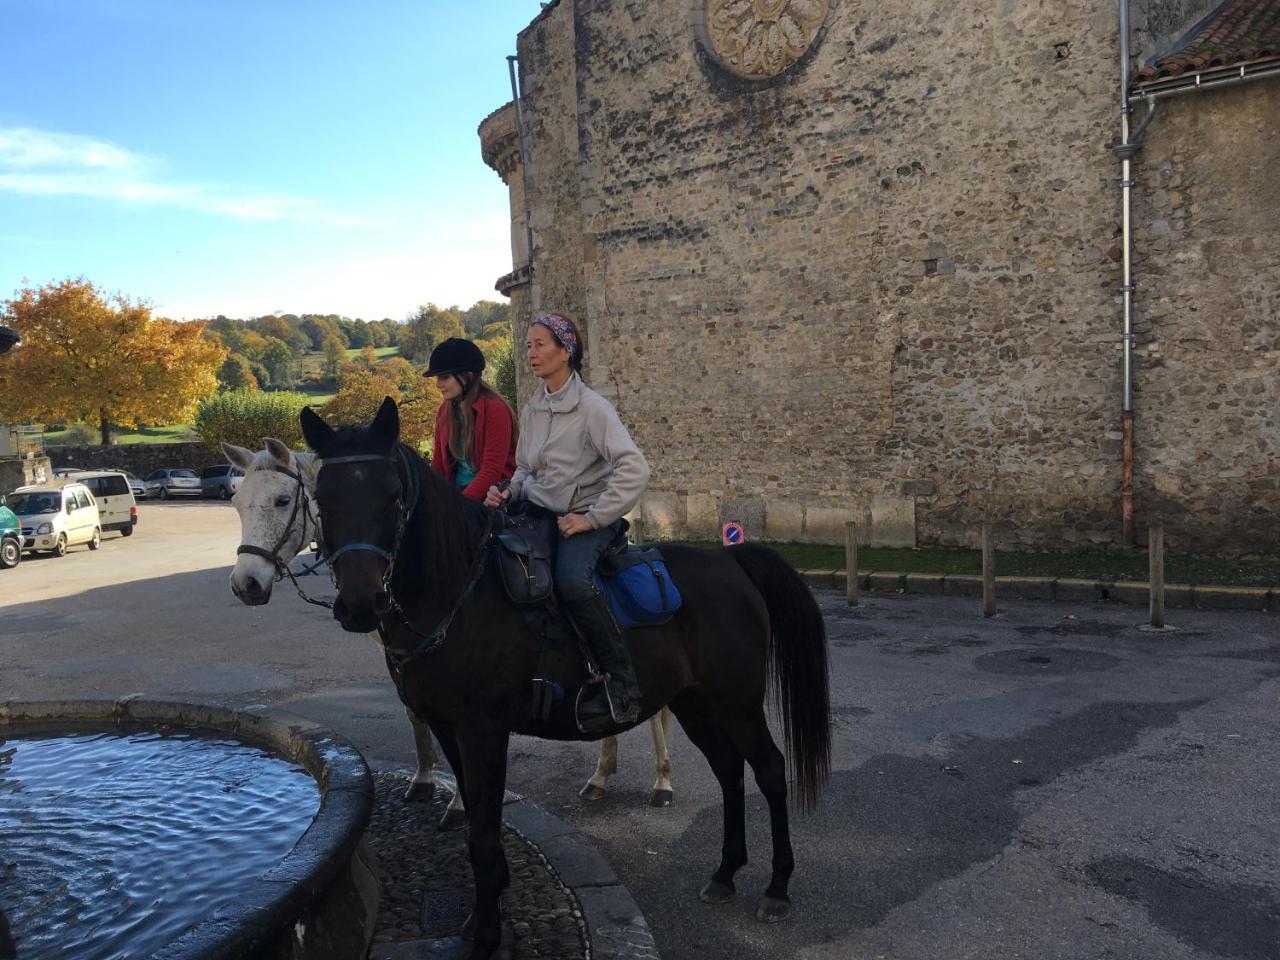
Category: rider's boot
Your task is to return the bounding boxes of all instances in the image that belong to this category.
[568,591,642,733]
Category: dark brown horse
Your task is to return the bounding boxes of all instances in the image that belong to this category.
[300,398,831,960]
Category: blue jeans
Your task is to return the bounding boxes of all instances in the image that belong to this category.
[555,519,622,606]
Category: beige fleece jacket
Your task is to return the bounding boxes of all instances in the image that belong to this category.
[508,373,650,529]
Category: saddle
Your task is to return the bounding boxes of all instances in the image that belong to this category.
[494,502,682,724]
[494,503,681,625]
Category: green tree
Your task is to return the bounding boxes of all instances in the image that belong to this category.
[322,333,347,379]
[261,336,297,388]
[402,304,464,362]
[462,300,509,339]
[218,353,260,391]
[193,389,310,450]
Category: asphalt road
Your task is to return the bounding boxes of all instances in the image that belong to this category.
[4,502,1279,960]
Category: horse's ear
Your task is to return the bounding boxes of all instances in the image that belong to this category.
[369,396,400,452]
[263,438,293,468]
[300,406,335,454]
[221,442,256,470]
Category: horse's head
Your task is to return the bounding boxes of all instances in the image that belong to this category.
[226,438,318,605]
[301,396,405,633]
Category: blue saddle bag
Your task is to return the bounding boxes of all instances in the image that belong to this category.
[595,545,683,627]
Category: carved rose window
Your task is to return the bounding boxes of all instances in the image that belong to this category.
[698,0,831,80]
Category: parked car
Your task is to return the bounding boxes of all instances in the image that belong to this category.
[9,482,101,556]
[199,463,244,500]
[143,468,201,499]
[113,469,148,499]
[52,466,82,477]
[64,471,138,537]
[0,495,21,568]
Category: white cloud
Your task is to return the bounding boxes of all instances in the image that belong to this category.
[0,126,368,225]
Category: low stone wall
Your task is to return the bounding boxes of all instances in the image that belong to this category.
[44,442,217,476]
[0,456,53,494]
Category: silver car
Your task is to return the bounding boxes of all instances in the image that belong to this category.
[143,468,202,499]
[199,464,244,500]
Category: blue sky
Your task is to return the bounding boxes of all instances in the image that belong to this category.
[0,0,542,321]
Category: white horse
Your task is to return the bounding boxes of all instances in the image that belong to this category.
[223,439,675,814]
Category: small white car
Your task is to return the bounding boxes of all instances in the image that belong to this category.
[9,482,102,556]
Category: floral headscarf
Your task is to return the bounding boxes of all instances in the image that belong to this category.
[532,312,581,366]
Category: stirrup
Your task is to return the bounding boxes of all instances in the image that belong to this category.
[575,677,637,733]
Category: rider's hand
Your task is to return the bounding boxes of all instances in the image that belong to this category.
[484,485,512,508]
[557,513,593,538]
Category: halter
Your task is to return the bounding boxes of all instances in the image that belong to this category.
[234,463,332,609]
[317,445,499,669]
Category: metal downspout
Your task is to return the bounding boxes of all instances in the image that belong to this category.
[1118,0,1136,545]
[507,56,536,288]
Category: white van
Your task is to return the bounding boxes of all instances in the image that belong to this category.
[64,471,138,537]
[8,482,102,556]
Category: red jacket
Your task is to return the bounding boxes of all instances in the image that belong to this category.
[431,393,517,501]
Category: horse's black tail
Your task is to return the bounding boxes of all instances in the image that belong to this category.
[729,543,831,812]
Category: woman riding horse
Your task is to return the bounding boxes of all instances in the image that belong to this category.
[486,312,648,731]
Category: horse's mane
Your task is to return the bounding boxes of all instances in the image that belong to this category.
[396,443,492,601]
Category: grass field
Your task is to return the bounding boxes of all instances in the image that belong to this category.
[345,346,401,360]
[41,423,194,445]
[673,540,1280,588]
[295,382,337,406]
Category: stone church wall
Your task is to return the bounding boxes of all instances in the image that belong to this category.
[498,0,1277,555]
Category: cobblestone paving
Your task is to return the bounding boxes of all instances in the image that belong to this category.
[366,774,589,959]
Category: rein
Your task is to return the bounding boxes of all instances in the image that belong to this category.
[318,445,500,670]
[235,464,333,609]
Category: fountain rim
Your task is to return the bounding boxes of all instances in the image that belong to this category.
[0,696,374,960]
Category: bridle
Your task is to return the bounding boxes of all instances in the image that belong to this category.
[316,445,499,670]
[234,463,332,609]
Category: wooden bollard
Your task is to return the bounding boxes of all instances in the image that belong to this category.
[1149,523,1165,629]
[981,524,996,618]
[845,521,859,607]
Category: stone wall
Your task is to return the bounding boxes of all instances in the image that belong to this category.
[1130,81,1280,552]
[494,0,1277,554]
[43,442,217,477]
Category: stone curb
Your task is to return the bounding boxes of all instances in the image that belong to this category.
[503,795,659,960]
[370,772,659,960]
[806,570,1278,612]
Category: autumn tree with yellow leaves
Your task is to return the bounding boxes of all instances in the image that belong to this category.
[321,360,440,451]
[0,278,226,445]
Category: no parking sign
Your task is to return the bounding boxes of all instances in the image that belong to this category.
[721,521,745,546]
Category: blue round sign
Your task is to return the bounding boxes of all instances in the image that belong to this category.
[722,522,744,546]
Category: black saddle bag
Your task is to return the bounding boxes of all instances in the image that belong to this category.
[496,503,556,605]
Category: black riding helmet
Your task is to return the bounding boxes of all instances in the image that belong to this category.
[423,337,485,378]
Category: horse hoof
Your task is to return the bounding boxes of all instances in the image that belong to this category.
[579,783,607,801]
[699,880,735,904]
[439,808,468,831]
[756,895,791,923]
[649,789,673,808]
[403,780,435,803]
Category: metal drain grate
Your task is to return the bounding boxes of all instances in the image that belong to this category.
[420,887,470,938]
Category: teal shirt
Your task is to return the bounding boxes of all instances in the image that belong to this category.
[451,405,478,490]
[454,457,478,491]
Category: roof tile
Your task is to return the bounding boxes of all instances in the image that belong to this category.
[1138,0,1280,80]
